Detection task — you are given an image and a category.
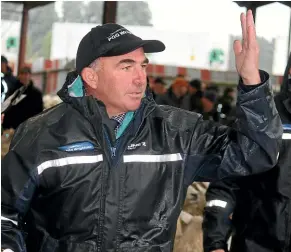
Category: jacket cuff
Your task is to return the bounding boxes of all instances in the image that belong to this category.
[237,70,272,105]
[238,70,269,93]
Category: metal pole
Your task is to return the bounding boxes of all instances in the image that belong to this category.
[17,3,29,75]
[102,1,118,24]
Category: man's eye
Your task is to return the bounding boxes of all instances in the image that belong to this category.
[141,64,148,69]
[122,66,131,71]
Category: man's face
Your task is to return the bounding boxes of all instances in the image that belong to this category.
[19,72,31,86]
[87,48,148,116]
[173,85,188,98]
[1,62,7,74]
[153,82,166,95]
[201,82,207,91]
[180,86,188,97]
[229,91,235,99]
[189,86,197,94]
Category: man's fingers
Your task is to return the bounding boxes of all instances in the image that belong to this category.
[233,40,242,56]
[246,10,257,48]
[240,12,247,49]
[250,9,255,26]
[246,10,258,50]
[246,9,253,29]
[247,25,258,51]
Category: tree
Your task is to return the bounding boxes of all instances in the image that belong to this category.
[82,1,152,26]
[26,37,33,60]
[42,31,52,59]
[27,3,59,59]
[1,2,22,21]
[83,1,104,24]
[62,1,87,23]
[1,2,58,60]
[116,1,152,26]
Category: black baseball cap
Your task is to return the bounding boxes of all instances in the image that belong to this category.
[189,79,201,89]
[76,23,165,73]
[154,77,166,85]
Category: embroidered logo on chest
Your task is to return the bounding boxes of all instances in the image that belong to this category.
[58,141,95,152]
[127,142,147,150]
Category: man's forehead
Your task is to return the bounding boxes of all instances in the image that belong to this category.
[111,47,146,61]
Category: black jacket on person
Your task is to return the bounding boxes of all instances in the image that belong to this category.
[155,88,191,110]
[213,95,235,124]
[2,80,43,130]
[203,77,291,252]
[1,70,282,252]
[189,90,204,114]
[1,68,21,102]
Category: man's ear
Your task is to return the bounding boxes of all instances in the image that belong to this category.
[81,67,98,90]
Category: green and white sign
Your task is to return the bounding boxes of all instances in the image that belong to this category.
[6,37,18,50]
[209,48,225,66]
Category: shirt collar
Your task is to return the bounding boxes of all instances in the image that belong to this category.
[111,113,126,125]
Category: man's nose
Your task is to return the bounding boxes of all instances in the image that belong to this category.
[133,66,146,85]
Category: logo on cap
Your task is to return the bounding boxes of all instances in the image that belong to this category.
[107,28,132,42]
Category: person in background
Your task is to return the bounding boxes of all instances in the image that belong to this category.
[1,55,21,102]
[189,79,204,113]
[2,66,43,130]
[156,77,190,109]
[201,86,218,120]
[150,77,167,100]
[214,87,236,124]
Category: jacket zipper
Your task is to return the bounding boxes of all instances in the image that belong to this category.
[115,107,155,251]
[82,107,112,252]
[103,129,119,159]
[86,99,154,251]
[97,132,113,252]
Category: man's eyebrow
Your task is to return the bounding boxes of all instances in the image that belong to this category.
[116,57,149,66]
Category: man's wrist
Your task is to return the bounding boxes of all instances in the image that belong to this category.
[241,71,261,85]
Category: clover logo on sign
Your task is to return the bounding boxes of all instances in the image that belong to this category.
[6,37,18,50]
[209,48,224,66]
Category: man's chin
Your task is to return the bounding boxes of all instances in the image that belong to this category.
[126,99,142,111]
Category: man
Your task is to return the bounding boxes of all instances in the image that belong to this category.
[149,77,167,100]
[200,86,218,121]
[213,87,236,124]
[188,78,204,113]
[1,11,282,252]
[155,77,190,109]
[203,55,291,252]
[2,66,43,130]
[1,55,21,102]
